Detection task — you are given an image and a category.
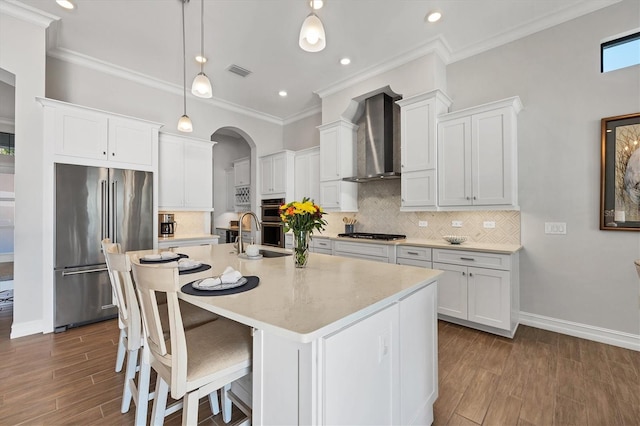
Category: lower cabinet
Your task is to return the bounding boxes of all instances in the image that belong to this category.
[396,245,432,268]
[333,240,393,263]
[157,237,219,250]
[433,248,519,337]
[311,237,332,255]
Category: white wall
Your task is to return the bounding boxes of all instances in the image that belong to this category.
[0,4,51,337]
[283,112,321,151]
[447,0,640,335]
[320,53,447,123]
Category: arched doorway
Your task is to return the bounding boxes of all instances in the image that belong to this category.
[211,127,257,242]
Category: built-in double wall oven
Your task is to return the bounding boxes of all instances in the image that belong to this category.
[261,198,285,248]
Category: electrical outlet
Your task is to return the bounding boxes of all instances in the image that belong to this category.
[545,222,567,234]
[451,220,463,228]
[483,221,496,229]
[418,221,428,227]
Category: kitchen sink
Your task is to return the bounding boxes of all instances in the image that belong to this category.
[259,249,292,258]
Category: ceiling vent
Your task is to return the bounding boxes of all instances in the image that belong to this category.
[227,64,252,78]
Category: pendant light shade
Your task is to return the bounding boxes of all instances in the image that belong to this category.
[192,72,213,98]
[299,12,326,52]
[178,0,193,132]
[178,114,193,132]
[191,0,213,98]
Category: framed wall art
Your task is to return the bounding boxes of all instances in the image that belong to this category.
[600,112,640,231]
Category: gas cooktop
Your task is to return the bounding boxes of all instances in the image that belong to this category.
[337,232,407,241]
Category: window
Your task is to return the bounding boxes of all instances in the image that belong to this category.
[601,31,640,73]
[0,132,14,156]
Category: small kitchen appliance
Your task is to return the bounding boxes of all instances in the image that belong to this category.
[159,213,177,237]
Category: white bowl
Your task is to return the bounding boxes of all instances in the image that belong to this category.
[443,235,468,245]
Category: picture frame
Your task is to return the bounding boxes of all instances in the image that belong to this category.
[600,112,640,231]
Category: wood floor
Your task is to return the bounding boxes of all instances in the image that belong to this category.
[0,303,637,425]
[435,321,639,426]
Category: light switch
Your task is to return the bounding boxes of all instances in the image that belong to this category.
[418,221,428,227]
[483,221,496,228]
[545,222,567,234]
[452,221,463,228]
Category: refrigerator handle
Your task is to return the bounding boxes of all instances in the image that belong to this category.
[111,180,118,244]
[101,180,107,242]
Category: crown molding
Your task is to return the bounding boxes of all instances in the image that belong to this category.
[314,35,452,99]
[0,0,59,28]
[450,0,622,63]
[47,47,286,126]
[282,105,321,126]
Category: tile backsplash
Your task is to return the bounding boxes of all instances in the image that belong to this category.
[321,179,521,245]
[160,211,209,236]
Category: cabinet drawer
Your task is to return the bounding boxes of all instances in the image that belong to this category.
[312,238,332,250]
[397,258,432,269]
[397,245,432,261]
[433,249,510,270]
[333,240,390,259]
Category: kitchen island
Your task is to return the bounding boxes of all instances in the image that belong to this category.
[130,244,442,425]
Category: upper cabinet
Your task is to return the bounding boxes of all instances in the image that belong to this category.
[39,97,161,171]
[437,97,522,209]
[397,90,452,211]
[294,147,320,203]
[318,120,358,211]
[158,133,214,211]
[234,157,250,187]
[259,150,295,199]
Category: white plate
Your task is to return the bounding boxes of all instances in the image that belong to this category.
[178,261,203,271]
[192,277,248,291]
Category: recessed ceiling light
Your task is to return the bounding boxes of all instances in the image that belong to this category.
[56,0,75,10]
[195,55,207,64]
[278,90,288,97]
[426,11,442,23]
[340,57,351,65]
[309,0,323,10]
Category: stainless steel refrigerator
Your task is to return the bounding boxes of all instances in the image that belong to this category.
[54,163,153,331]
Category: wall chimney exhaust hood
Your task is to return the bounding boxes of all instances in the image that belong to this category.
[343,93,400,183]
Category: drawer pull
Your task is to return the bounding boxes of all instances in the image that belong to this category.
[460,257,475,261]
[407,251,420,255]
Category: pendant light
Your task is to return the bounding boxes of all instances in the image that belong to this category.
[299,1,326,52]
[178,0,193,132]
[191,0,213,98]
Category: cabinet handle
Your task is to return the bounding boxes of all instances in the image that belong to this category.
[473,196,477,200]
[466,196,471,200]
[112,152,115,156]
[469,272,473,277]
[401,198,405,202]
[103,151,106,155]
[462,271,466,276]
[460,257,475,261]
[407,251,419,255]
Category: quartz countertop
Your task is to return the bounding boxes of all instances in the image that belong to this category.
[311,233,522,254]
[128,244,441,343]
[157,234,220,242]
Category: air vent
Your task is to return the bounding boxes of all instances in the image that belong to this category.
[227,64,252,78]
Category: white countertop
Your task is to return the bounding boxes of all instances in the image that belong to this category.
[128,244,441,343]
[157,234,220,242]
[313,233,522,254]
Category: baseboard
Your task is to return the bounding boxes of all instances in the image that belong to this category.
[10,319,44,339]
[519,311,639,351]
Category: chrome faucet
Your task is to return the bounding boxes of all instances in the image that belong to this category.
[237,211,261,254]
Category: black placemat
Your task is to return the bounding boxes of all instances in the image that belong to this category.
[181,276,259,296]
[178,264,211,275]
[140,253,188,264]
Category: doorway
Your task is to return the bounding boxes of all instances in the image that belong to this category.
[0,75,15,310]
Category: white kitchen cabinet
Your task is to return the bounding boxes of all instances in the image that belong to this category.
[396,245,432,268]
[225,168,234,212]
[437,97,522,209]
[310,236,332,255]
[159,133,214,211]
[433,248,519,337]
[284,233,293,249]
[397,90,451,211]
[333,240,394,263]
[319,180,358,211]
[40,97,160,170]
[318,119,359,212]
[259,150,294,199]
[294,147,320,203]
[233,157,250,187]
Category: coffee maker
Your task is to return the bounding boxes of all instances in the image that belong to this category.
[158,213,177,237]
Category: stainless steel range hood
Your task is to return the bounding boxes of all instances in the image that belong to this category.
[343,93,400,183]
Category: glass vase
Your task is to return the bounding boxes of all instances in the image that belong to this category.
[293,230,310,268]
